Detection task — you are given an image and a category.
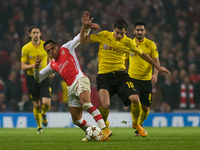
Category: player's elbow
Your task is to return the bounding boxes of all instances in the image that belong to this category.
[140,52,147,59]
[21,64,26,71]
[79,38,87,43]
[80,35,91,43]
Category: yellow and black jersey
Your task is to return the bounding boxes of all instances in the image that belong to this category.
[21,40,48,76]
[128,37,159,80]
[90,30,143,74]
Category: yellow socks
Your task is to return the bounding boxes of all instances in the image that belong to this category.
[139,109,150,125]
[99,107,109,123]
[41,104,50,115]
[131,102,141,125]
[33,108,42,128]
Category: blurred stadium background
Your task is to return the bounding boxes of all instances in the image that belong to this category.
[0,0,200,128]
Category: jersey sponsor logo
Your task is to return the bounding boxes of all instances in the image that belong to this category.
[108,38,111,42]
[103,44,108,50]
[58,60,69,73]
[61,50,65,55]
[108,46,126,54]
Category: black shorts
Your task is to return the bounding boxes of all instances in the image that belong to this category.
[97,71,138,106]
[130,78,152,107]
[26,75,51,101]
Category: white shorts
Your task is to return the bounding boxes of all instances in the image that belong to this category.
[67,76,91,107]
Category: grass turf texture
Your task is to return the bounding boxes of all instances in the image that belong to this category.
[0,127,199,150]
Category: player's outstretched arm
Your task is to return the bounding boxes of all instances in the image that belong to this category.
[80,11,100,43]
[140,52,171,75]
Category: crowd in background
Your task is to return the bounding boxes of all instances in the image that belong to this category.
[0,0,200,112]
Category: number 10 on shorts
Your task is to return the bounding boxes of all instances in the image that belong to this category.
[126,82,135,91]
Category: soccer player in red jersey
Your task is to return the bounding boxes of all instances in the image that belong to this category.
[34,22,112,141]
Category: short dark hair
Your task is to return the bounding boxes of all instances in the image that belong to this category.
[43,39,57,48]
[114,19,128,30]
[134,21,146,29]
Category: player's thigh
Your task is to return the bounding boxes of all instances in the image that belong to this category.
[68,93,82,107]
[130,78,141,95]
[69,107,83,121]
[75,76,91,98]
[96,74,115,105]
[117,75,138,106]
[138,80,152,107]
[39,78,51,99]
[26,75,40,101]
[96,74,115,94]
[41,97,51,106]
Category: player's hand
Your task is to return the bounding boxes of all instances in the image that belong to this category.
[35,55,42,68]
[82,11,91,26]
[88,23,101,31]
[158,67,171,75]
[49,73,55,78]
[151,75,157,85]
[82,11,100,29]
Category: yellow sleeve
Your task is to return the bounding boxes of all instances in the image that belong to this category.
[129,40,143,55]
[21,46,28,63]
[90,31,106,43]
[151,42,159,58]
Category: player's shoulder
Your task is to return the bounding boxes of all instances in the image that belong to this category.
[22,41,32,50]
[123,35,134,44]
[124,35,133,41]
[144,37,156,45]
[40,40,45,45]
[50,60,55,66]
[98,30,111,36]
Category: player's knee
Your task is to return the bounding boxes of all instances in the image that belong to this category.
[129,94,140,103]
[34,105,40,110]
[82,103,93,110]
[43,104,50,108]
[101,103,110,109]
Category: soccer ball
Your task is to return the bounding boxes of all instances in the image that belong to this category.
[85,126,102,141]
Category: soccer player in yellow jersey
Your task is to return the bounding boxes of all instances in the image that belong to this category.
[128,21,159,136]
[80,11,170,138]
[21,26,52,134]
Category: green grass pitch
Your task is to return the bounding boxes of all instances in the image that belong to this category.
[0,127,200,150]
